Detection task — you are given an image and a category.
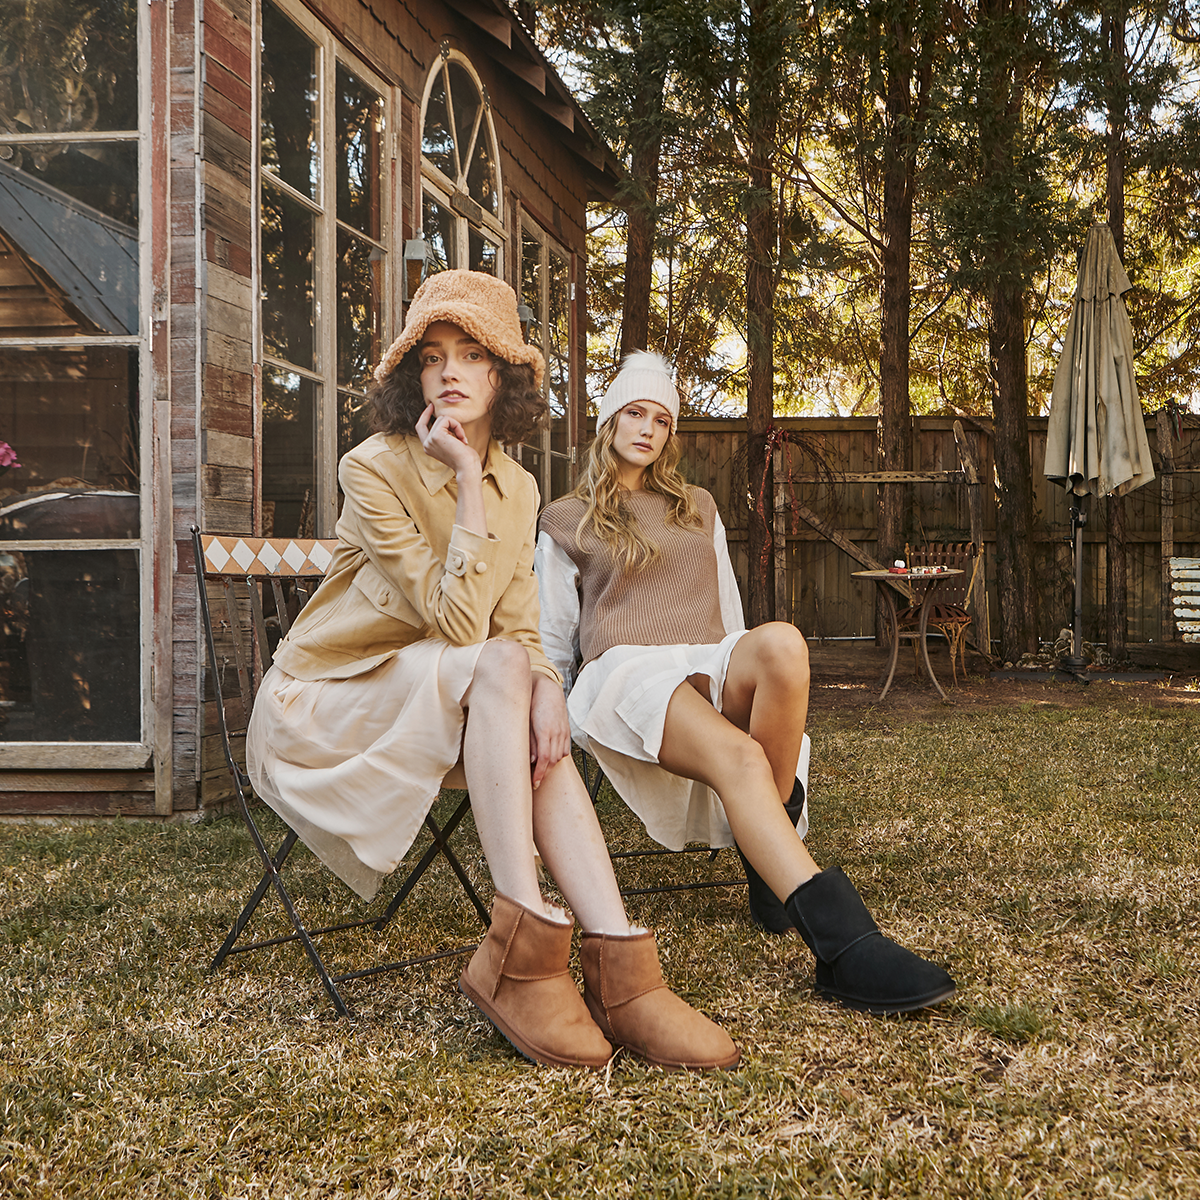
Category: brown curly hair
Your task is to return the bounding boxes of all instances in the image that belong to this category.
[369,346,547,445]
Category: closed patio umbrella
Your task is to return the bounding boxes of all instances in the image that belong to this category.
[1044,222,1154,674]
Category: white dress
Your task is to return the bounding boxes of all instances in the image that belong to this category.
[534,513,810,853]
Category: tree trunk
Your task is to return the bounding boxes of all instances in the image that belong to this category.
[1104,0,1129,661]
[988,281,1038,658]
[745,0,781,626]
[978,0,1037,661]
[620,54,667,358]
[878,4,918,632]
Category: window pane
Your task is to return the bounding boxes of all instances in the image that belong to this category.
[261,184,315,369]
[0,145,138,336]
[336,65,383,240]
[548,250,570,454]
[466,124,498,217]
[447,64,481,183]
[0,0,138,135]
[422,68,454,179]
[338,388,371,462]
[423,193,454,271]
[0,346,139,503]
[520,228,542,345]
[337,228,382,390]
[519,443,544,494]
[0,545,140,742]
[468,228,497,274]
[550,453,570,501]
[262,367,316,539]
[261,1,318,200]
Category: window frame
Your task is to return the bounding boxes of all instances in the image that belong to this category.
[419,48,505,276]
[0,0,153,768]
[256,0,397,539]
[516,210,577,501]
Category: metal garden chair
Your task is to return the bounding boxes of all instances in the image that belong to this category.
[896,542,985,683]
[574,747,747,900]
[191,526,488,1017]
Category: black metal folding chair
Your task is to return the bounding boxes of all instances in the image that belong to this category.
[191,526,489,1017]
[574,748,747,899]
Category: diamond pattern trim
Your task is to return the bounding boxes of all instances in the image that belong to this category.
[200,535,340,578]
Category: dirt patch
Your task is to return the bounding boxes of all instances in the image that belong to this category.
[807,640,1200,723]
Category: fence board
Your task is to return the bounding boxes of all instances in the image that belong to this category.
[675,412,1199,650]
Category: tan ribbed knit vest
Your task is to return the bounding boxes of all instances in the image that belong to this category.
[539,488,727,666]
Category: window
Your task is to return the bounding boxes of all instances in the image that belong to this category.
[0,0,144,748]
[519,217,574,500]
[420,50,503,276]
[259,0,390,538]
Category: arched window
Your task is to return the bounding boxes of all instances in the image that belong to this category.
[420,49,503,274]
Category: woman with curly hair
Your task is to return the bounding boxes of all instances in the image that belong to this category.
[536,352,956,1015]
[246,273,737,1070]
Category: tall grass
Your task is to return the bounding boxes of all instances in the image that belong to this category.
[2,699,1197,1197]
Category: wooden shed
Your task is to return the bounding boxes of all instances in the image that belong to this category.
[0,0,619,817]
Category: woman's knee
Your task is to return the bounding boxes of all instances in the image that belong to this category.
[746,622,809,682]
[470,638,533,701]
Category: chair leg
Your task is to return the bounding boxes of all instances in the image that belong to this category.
[373,795,490,932]
[216,797,352,1017]
[212,827,300,971]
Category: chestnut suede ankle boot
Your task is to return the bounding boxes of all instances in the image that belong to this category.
[737,777,807,934]
[459,893,613,1067]
[580,929,740,1070]
[784,867,956,1014]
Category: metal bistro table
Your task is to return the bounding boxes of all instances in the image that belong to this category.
[853,568,965,703]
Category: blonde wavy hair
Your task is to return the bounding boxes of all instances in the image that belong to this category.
[570,414,702,571]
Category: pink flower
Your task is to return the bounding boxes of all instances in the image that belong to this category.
[0,442,19,470]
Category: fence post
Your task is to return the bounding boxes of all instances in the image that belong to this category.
[1157,409,1175,642]
[773,441,788,623]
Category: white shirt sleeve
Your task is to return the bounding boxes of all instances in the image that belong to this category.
[534,532,581,693]
[714,511,746,634]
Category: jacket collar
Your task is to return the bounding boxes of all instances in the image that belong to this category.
[406,434,514,500]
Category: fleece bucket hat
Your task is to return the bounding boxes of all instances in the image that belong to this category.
[374,269,545,388]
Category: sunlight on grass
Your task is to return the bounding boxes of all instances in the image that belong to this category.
[1,702,1198,1197]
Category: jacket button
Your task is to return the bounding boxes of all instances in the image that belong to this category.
[474,561,488,574]
[381,591,391,604]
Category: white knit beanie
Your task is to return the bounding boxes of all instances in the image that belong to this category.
[597,351,680,431]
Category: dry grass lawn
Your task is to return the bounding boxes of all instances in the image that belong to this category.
[2,683,1198,1197]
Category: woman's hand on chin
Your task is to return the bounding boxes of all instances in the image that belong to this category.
[415,403,481,478]
[529,673,572,789]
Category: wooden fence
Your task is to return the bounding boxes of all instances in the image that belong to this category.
[673,412,1200,650]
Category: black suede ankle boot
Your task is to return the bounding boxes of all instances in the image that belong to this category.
[737,778,807,934]
[783,866,956,1014]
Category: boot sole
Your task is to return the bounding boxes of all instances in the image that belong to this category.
[620,1045,743,1071]
[458,975,612,1069]
[817,982,957,1015]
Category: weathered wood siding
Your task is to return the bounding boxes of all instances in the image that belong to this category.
[173,0,605,812]
[676,413,1200,650]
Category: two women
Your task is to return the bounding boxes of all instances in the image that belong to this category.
[536,352,955,1015]
[247,273,738,1070]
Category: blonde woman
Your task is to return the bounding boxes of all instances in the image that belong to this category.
[536,352,955,1014]
[247,277,738,1070]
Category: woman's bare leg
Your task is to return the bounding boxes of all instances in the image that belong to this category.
[719,622,809,802]
[531,755,630,934]
[658,680,819,903]
[461,640,630,931]
[460,640,545,913]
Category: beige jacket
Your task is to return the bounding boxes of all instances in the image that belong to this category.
[272,432,560,684]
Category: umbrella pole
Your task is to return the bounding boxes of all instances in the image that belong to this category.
[1059,496,1089,682]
